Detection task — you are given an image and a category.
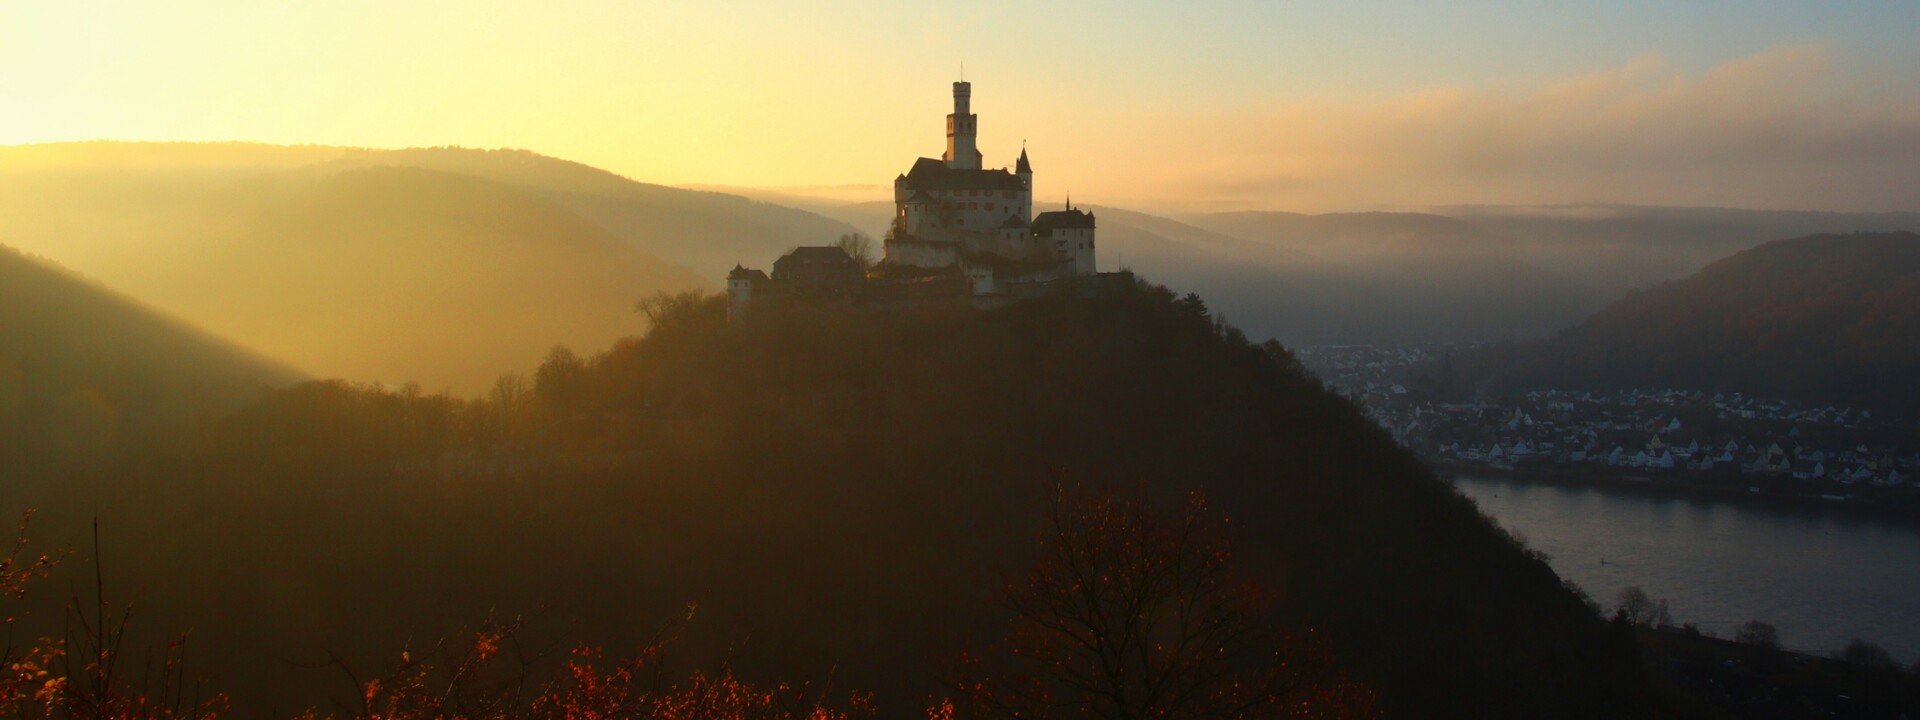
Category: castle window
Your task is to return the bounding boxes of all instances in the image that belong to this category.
[986,203,995,210]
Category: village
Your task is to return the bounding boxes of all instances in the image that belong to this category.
[1299,344,1920,511]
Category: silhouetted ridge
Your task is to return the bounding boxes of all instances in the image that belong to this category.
[1467,231,1920,413]
[0,244,300,478]
[27,281,1668,717]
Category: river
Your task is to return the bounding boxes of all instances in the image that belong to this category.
[1454,475,1920,663]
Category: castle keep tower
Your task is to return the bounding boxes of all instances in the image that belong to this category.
[943,81,982,170]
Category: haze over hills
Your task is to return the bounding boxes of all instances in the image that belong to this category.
[10,139,1904,391]
[770,188,1918,346]
[5,140,1914,390]
[0,143,865,392]
[1437,204,1920,296]
[310,147,866,277]
[1174,210,1602,342]
[1443,231,1920,410]
[0,244,299,478]
[1447,231,1920,414]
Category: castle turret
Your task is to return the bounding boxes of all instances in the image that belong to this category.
[1015,146,1033,224]
[944,81,982,170]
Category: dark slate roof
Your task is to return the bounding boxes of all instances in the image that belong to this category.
[1032,208,1096,234]
[776,246,858,265]
[1016,148,1032,174]
[999,214,1029,229]
[906,189,935,204]
[900,157,1025,191]
[728,265,769,281]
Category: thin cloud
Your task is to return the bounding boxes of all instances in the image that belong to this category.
[1146,45,1920,212]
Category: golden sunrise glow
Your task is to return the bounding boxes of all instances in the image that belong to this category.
[3,1,1918,212]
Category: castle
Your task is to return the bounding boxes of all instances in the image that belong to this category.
[884,80,1098,284]
[729,80,1113,321]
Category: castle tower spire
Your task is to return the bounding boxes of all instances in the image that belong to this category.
[944,81,982,170]
[1015,143,1033,224]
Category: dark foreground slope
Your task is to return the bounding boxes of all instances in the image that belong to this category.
[0,245,299,479]
[18,283,1663,718]
[1462,231,1920,414]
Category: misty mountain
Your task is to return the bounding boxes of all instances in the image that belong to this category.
[310,147,865,276]
[1438,204,1920,294]
[816,200,1609,343]
[0,143,865,392]
[1457,231,1920,413]
[1151,210,1589,342]
[0,244,298,476]
[764,199,1413,342]
[805,193,1918,346]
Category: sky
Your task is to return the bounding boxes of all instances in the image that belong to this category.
[3,0,1918,212]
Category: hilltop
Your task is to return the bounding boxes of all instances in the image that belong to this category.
[1459,231,1920,413]
[5,281,1673,718]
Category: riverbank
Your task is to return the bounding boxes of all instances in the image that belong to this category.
[1431,457,1920,526]
[1640,625,1920,717]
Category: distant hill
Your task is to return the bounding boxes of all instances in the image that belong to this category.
[768,187,1920,346]
[1466,231,1920,413]
[0,244,299,477]
[1437,204,1920,295]
[767,199,1585,343]
[1178,210,1606,342]
[0,142,866,392]
[22,140,1891,374]
[19,148,1893,362]
[311,148,865,276]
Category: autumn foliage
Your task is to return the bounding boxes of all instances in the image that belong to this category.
[946,482,1377,720]
[5,531,874,720]
[2,483,1374,720]
[295,615,873,720]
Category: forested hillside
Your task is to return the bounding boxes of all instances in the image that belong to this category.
[8,281,1669,718]
[1452,231,1920,414]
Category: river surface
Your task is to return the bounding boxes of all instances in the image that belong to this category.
[1454,475,1920,663]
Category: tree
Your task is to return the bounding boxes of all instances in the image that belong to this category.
[1612,587,1670,628]
[636,290,726,335]
[1837,638,1897,669]
[1734,620,1779,650]
[534,346,589,417]
[2,518,224,720]
[948,480,1376,720]
[835,233,875,271]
